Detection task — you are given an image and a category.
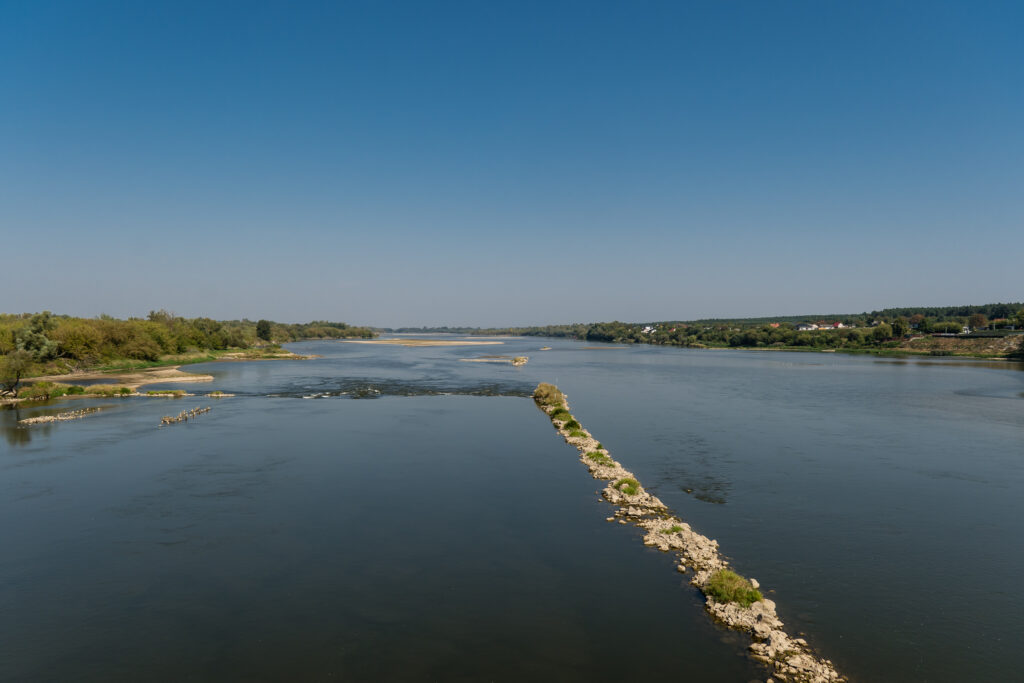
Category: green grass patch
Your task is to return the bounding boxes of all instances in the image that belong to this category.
[86,384,133,396]
[613,477,640,496]
[562,419,581,430]
[19,381,70,400]
[66,385,86,395]
[585,451,614,466]
[705,569,763,607]
[549,407,572,420]
[666,524,684,534]
[568,429,588,438]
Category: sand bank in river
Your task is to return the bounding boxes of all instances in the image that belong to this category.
[460,355,528,365]
[26,366,214,390]
[340,339,504,347]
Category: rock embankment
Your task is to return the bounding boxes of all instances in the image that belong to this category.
[533,382,843,683]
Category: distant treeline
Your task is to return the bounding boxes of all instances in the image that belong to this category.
[384,302,1024,350]
[0,311,374,368]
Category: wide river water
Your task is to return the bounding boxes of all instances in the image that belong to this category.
[3,338,1022,681]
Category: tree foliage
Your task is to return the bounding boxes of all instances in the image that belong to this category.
[0,349,32,396]
[0,312,376,375]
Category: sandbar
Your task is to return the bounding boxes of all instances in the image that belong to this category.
[340,339,504,347]
[26,366,214,390]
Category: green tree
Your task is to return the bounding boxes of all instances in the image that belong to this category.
[0,349,33,397]
[891,318,908,338]
[256,319,273,342]
[872,323,893,342]
[16,311,59,361]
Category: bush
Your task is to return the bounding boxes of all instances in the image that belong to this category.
[562,419,581,430]
[568,429,588,438]
[533,382,565,408]
[550,407,572,420]
[66,385,86,395]
[705,569,763,607]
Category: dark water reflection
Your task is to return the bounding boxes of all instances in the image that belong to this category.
[3,338,1023,682]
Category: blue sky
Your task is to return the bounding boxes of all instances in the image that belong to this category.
[3,1,1021,326]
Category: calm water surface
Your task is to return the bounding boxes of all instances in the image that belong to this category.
[3,338,1022,681]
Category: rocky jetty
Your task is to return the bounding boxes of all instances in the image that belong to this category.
[160,406,212,425]
[18,407,103,425]
[533,382,843,683]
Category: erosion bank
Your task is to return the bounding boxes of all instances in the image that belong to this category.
[533,382,843,683]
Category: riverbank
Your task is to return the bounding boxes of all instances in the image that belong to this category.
[1,347,315,405]
[533,382,843,683]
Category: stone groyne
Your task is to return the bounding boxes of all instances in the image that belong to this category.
[533,383,842,683]
[160,406,212,425]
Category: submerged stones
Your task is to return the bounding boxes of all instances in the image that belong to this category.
[533,383,843,683]
[18,407,102,425]
[160,406,212,426]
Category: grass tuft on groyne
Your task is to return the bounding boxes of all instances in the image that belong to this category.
[705,569,763,607]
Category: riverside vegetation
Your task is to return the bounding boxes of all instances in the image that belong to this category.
[533,382,842,682]
[388,302,1024,358]
[0,311,375,398]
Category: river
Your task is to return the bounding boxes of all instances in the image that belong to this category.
[3,338,1022,681]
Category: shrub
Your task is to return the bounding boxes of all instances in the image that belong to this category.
[613,477,640,496]
[586,451,614,466]
[705,569,763,607]
[562,419,581,430]
[550,407,572,420]
[533,383,565,408]
[66,385,86,395]
[568,429,588,438]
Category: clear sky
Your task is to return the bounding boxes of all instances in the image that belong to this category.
[3,1,1022,327]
